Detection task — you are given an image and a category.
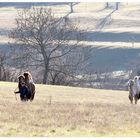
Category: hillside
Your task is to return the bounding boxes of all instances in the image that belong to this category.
[0,2,140,72]
[0,81,140,136]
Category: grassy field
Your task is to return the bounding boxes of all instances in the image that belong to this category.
[0,81,140,136]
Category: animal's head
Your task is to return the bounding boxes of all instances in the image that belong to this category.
[134,76,140,82]
[129,79,134,86]
[17,75,25,83]
[23,72,31,80]
[134,76,139,82]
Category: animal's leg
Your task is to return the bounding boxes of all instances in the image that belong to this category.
[138,93,140,99]
[131,97,133,104]
[135,95,138,104]
[129,95,133,104]
[30,84,35,101]
[30,92,35,101]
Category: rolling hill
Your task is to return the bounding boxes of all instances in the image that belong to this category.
[0,2,140,72]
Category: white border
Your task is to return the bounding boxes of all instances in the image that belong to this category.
[0,0,139,140]
[0,138,138,140]
[0,0,140,3]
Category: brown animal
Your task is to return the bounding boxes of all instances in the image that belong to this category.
[17,75,25,90]
[23,72,35,101]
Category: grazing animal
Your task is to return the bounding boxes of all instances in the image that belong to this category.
[23,72,35,101]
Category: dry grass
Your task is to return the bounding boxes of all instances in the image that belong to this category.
[0,81,140,136]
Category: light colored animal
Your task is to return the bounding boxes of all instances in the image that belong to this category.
[134,76,140,93]
[128,79,138,104]
[128,76,140,104]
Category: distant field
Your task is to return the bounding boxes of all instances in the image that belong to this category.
[1,3,140,71]
[0,81,140,136]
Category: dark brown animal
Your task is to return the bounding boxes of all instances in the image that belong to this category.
[17,75,25,90]
[23,72,35,101]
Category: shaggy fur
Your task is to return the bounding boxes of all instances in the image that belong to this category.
[128,76,140,104]
[17,75,25,91]
[134,76,140,93]
[23,72,35,101]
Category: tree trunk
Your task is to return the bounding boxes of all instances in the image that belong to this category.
[0,67,2,80]
[116,2,119,10]
[40,44,50,84]
[105,2,109,8]
[0,58,2,80]
[70,3,73,13]
[43,64,49,84]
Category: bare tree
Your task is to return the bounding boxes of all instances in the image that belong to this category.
[10,7,86,84]
[115,2,120,10]
[68,3,79,13]
[70,3,74,13]
[0,54,6,80]
[46,45,91,86]
[105,2,109,9]
[0,52,13,81]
